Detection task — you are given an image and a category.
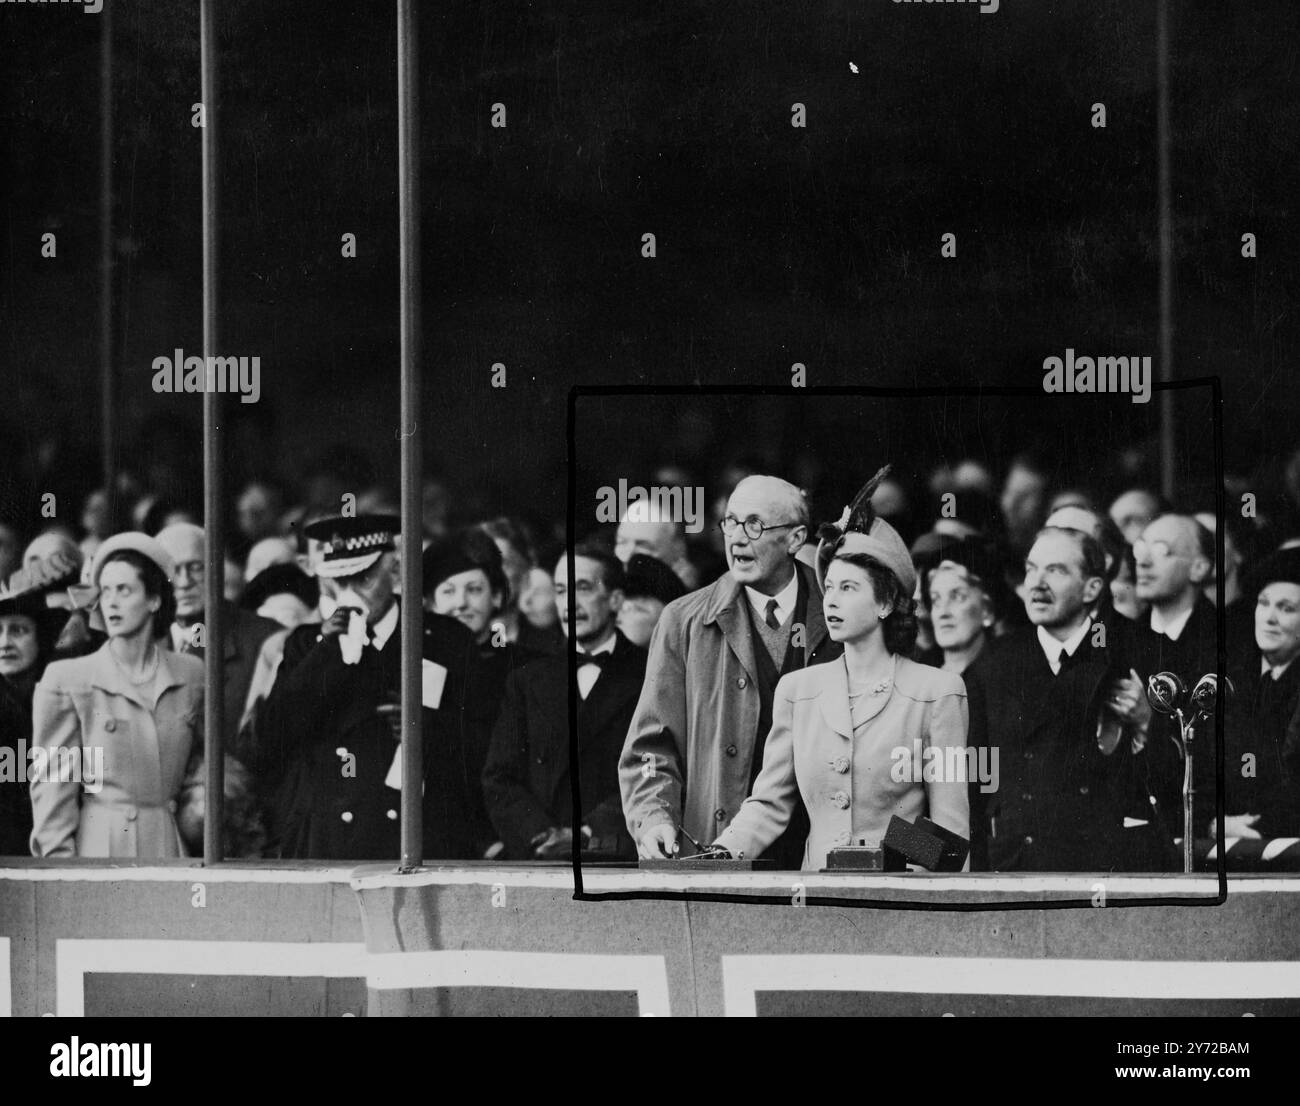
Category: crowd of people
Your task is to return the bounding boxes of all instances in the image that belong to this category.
[1,448,1298,873]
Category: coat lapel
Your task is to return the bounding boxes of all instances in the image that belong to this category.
[796,561,830,662]
[706,574,760,687]
[816,657,853,740]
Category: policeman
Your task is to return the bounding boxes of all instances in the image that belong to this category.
[248,514,490,860]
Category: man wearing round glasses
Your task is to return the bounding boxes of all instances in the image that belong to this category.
[620,475,842,865]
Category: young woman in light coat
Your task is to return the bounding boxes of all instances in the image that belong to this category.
[713,469,971,870]
[30,533,204,858]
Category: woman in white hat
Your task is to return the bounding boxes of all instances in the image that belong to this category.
[29,533,205,857]
[712,468,971,871]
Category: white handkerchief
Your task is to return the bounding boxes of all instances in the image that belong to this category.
[385,744,402,791]
[339,610,368,665]
[422,659,447,709]
[1122,817,1150,828]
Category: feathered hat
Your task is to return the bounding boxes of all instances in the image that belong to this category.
[815,465,917,596]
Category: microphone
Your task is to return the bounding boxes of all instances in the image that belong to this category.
[1146,671,1186,716]
[1190,672,1233,717]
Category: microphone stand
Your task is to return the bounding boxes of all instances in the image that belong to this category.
[1175,707,1194,875]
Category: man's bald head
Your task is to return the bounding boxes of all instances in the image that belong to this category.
[156,522,206,563]
[1134,513,1211,606]
[728,476,808,531]
[1046,505,1102,537]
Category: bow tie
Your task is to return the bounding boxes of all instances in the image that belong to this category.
[576,652,611,669]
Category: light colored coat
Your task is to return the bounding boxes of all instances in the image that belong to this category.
[715,654,970,870]
[29,642,204,858]
[619,561,838,850]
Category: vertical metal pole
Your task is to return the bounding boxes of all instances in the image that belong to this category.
[98,2,115,519]
[1156,0,1175,502]
[397,0,424,870]
[200,0,226,864]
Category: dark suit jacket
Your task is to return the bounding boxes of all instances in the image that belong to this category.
[484,632,647,859]
[170,600,282,747]
[964,622,1176,872]
[244,604,488,861]
[1144,595,1226,833]
[1223,655,1300,838]
[0,673,37,855]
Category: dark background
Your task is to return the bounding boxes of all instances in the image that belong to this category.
[1,0,1295,538]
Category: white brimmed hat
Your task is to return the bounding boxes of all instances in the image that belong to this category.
[90,532,177,586]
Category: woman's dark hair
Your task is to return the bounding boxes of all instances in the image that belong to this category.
[831,546,918,656]
[99,550,176,638]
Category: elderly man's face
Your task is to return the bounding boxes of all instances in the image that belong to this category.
[335,552,399,626]
[722,478,804,593]
[1023,532,1101,633]
[614,520,679,566]
[554,555,621,646]
[160,528,206,622]
[1134,516,1206,603]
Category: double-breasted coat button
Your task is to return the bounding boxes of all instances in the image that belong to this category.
[725,744,738,757]
[1022,792,1032,802]
[833,756,850,774]
[737,677,747,689]
[830,791,850,810]
[714,808,726,821]
[341,811,354,824]
[1024,835,1034,845]
[104,719,116,733]
[386,809,398,821]
[1079,785,1089,795]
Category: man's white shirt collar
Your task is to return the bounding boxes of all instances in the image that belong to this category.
[576,633,615,700]
[170,623,190,652]
[1150,603,1194,642]
[1037,617,1092,676]
[577,634,616,661]
[1261,655,1295,682]
[745,570,799,628]
[370,602,400,650]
